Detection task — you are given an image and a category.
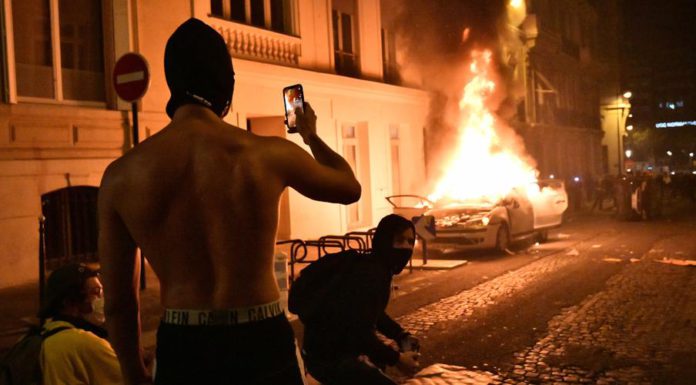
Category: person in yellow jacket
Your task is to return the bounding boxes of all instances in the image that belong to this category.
[38,263,124,385]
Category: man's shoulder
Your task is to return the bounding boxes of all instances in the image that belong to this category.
[99,155,131,193]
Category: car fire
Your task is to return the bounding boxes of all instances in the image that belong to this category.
[388,49,567,252]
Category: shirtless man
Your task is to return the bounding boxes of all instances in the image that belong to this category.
[98,18,360,385]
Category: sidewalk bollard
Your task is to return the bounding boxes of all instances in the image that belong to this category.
[274,251,289,311]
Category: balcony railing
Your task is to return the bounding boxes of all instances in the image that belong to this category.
[207,17,301,66]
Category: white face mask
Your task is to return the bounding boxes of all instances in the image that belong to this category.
[84,297,106,326]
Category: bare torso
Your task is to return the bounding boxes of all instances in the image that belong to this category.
[107,113,286,309]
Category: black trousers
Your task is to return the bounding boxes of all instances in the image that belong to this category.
[155,314,304,385]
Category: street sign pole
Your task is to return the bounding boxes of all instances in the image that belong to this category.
[132,102,139,146]
[113,53,150,290]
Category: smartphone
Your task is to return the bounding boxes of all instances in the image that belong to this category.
[283,84,304,133]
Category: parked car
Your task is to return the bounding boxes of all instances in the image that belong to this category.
[386,180,568,252]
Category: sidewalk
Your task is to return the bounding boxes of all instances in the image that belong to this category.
[0,245,454,357]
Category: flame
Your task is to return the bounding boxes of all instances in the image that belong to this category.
[428,50,538,204]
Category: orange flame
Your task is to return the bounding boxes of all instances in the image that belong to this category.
[428,50,538,204]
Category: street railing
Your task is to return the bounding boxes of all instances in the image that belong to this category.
[277,228,376,285]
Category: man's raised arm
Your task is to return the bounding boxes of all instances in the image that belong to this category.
[278,101,361,204]
[98,168,151,385]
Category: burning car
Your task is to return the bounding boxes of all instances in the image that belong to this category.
[391,50,569,252]
[386,179,567,252]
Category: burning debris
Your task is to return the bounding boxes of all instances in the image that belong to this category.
[428,50,537,204]
[385,0,545,206]
[384,1,569,252]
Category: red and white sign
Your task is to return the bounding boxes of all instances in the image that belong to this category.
[113,53,150,102]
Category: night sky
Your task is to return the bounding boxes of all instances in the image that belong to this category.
[621,0,696,67]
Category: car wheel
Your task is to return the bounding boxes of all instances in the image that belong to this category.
[496,224,510,252]
[536,230,549,243]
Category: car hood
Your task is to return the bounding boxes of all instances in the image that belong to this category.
[424,202,498,227]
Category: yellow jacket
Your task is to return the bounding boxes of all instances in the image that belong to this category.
[40,320,124,385]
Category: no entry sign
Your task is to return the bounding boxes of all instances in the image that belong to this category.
[113,53,150,102]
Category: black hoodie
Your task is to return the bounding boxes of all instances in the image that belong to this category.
[302,215,415,366]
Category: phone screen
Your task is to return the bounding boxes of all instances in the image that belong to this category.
[283,84,304,132]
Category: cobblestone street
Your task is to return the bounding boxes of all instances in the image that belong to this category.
[391,207,696,385]
[501,235,696,385]
[396,245,581,335]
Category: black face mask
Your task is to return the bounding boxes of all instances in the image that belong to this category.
[388,248,413,275]
[372,214,416,275]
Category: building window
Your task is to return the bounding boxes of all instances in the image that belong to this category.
[11,0,105,102]
[342,125,360,225]
[332,0,359,77]
[381,28,399,84]
[210,0,296,35]
[342,123,371,229]
[389,125,401,195]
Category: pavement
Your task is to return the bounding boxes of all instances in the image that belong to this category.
[1,199,695,385]
[393,201,696,385]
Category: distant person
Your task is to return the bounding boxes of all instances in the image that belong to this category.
[290,214,421,385]
[39,263,123,385]
[592,175,614,212]
[98,18,361,385]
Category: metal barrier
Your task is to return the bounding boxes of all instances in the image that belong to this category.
[277,230,377,286]
[344,228,376,250]
[275,239,306,284]
[304,237,345,259]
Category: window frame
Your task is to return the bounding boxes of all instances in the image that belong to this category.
[381,27,398,84]
[389,124,402,196]
[341,121,371,230]
[210,0,299,37]
[342,123,361,226]
[0,0,8,103]
[3,0,111,107]
[332,8,359,76]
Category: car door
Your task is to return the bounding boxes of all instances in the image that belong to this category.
[534,180,568,228]
[505,189,534,236]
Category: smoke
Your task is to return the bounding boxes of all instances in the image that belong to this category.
[383,0,531,185]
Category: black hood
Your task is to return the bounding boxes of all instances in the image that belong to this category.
[372,214,415,274]
[164,18,235,118]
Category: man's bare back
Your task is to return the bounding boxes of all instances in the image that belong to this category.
[99,104,360,384]
[102,106,293,308]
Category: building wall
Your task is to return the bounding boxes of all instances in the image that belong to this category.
[522,0,614,181]
[0,0,428,287]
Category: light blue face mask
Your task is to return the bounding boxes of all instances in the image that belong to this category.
[84,297,105,326]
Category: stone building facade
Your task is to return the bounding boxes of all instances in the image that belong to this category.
[0,0,428,287]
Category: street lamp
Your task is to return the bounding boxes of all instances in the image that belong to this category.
[625,149,632,159]
[601,91,632,176]
[616,93,631,175]
[626,124,633,131]
[667,150,673,156]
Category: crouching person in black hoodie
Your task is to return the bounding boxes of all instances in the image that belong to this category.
[290,214,421,385]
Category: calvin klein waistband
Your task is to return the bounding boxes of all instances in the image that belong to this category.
[162,300,284,326]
